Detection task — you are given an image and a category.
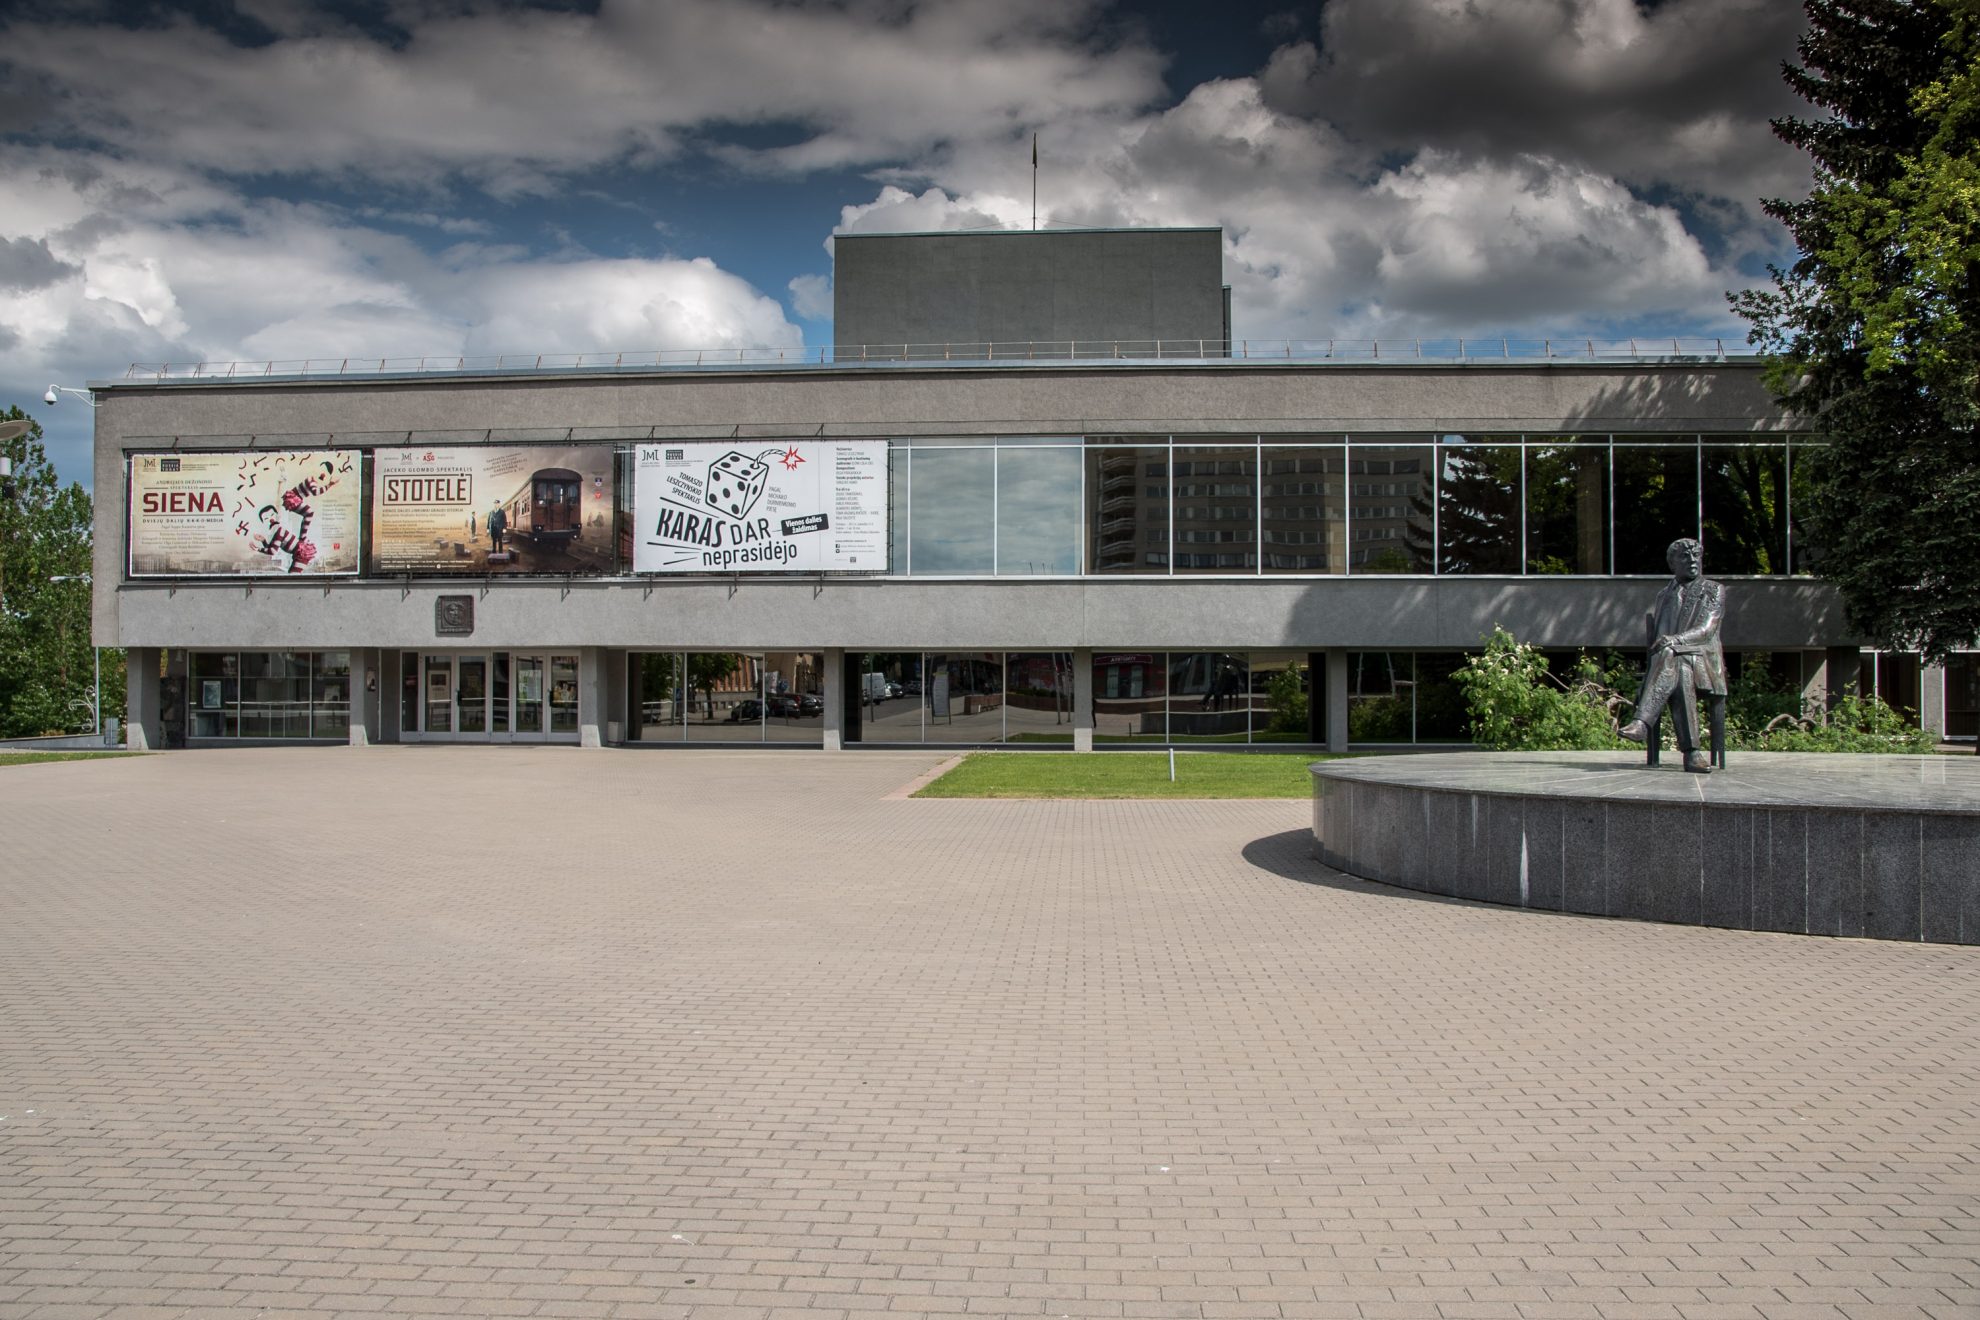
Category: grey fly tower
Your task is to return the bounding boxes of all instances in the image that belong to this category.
[831,227,1230,356]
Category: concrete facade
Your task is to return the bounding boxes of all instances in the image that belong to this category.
[92,353,1869,751]
[832,228,1228,354]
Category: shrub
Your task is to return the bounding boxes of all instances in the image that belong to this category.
[1452,627,1628,750]
[1457,628,1937,754]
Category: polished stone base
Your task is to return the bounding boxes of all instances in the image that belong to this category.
[1310,752,1980,944]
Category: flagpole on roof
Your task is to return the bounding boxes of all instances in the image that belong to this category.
[1031,133,1038,231]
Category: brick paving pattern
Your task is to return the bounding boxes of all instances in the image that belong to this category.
[1,747,1975,1320]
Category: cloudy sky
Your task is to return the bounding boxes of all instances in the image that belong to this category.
[0,0,1814,486]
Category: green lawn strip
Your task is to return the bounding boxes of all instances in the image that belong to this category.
[914,751,1336,799]
[0,751,141,767]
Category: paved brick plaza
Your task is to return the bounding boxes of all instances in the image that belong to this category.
[1,748,1975,1320]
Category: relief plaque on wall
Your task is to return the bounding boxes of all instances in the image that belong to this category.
[435,595,475,637]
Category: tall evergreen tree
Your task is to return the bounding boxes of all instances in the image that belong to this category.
[1734,0,1980,659]
[0,407,117,736]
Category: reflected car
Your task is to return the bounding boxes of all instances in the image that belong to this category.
[723,699,764,723]
[766,692,800,718]
[797,693,824,716]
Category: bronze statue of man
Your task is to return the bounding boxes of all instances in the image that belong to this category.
[1619,537,1726,773]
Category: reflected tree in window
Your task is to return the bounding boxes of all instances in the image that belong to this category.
[1430,441,1522,573]
[1702,444,1788,574]
[1525,439,1609,574]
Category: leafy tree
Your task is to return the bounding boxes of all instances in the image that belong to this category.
[0,408,120,737]
[1733,0,1980,659]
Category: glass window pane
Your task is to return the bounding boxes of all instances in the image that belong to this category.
[634,652,679,741]
[424,655,453,734]
[1788,440,1826,575]
[517,654,548,734]
[399,651,417,734]
[997,447,1082,575]
[1261,445,1344,574]
[683,653,755,740]
[1413,653,1470,743]
[1946,653,1980,738]
[889,445,907,574]
[1525,439,1610,574]
[1435,438,1522,574]
[1167,652,1248,741]
[1171,447,1256,574]
[925,653,1003,743]
[1087,447,1169,573]
[1092,653,1165,740]
[191,651,237,739]
[1247,651,1312,743]
[1004,652,1075,744]
[1346,441,1433,573]
[907,447,994,575]
[762,651,824,745]
[312,651,351,740]
[490,652,510,734]
[1612,441,1699,573]
[1702,443,1788,575]
[549,655,580,734]
[860,653,923,742]
[1348,651,1415,743]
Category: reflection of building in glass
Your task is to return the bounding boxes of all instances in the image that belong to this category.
[98,226,1974,749]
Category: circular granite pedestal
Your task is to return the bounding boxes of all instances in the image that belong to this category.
[1310,752,1980,945]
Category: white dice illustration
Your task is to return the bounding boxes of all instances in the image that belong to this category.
[705,450,770,519]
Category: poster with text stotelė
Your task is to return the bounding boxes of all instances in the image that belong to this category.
[371,446,615,574]
[633,440,888,573]
[128,450,360,576]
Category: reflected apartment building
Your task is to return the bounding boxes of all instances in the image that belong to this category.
[94,227,1979,749]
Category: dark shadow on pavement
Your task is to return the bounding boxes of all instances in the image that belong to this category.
[1240,827,1620,926]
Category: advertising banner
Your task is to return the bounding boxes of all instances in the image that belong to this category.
[633,440,887,573]
[128,450,359,576]
[371,445,614,574]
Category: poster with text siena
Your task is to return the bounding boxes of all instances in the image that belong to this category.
[634,440,887,573]
[371,445,615,574]
[128,450,360,576]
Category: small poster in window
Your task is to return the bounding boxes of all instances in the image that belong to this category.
[200,679,223,709]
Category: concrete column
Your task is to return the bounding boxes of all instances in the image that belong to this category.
[349,647,379,746]
[1799,649,1830,715]
[378,649,403,743]
[1072,648,1094,752]
[821,648,845,751]
[1920,658,1947,739]
[603,649,628,744]
[1826,646,1862,708]
[126,647,162,751]
[1325,648,1350,754]
[578,646,604,748]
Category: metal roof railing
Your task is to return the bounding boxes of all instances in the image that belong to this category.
[122,336,1751,382]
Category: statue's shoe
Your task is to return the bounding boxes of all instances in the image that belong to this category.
[1685,750,1713,774]
[1619,720,1649,743]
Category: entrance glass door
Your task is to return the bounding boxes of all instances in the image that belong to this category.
[423,655,454,734]
[514,656,545,735]
[456,656,488,734]
[407,652,579,742]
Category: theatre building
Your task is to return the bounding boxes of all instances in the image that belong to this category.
[91,228,1979,750]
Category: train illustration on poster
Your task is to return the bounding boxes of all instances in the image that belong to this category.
[371,446,613,574]
[500,468,584,544]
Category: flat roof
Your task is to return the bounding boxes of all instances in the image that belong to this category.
[96,339,1760,391]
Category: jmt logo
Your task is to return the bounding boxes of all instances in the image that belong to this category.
[641,448,660,463]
